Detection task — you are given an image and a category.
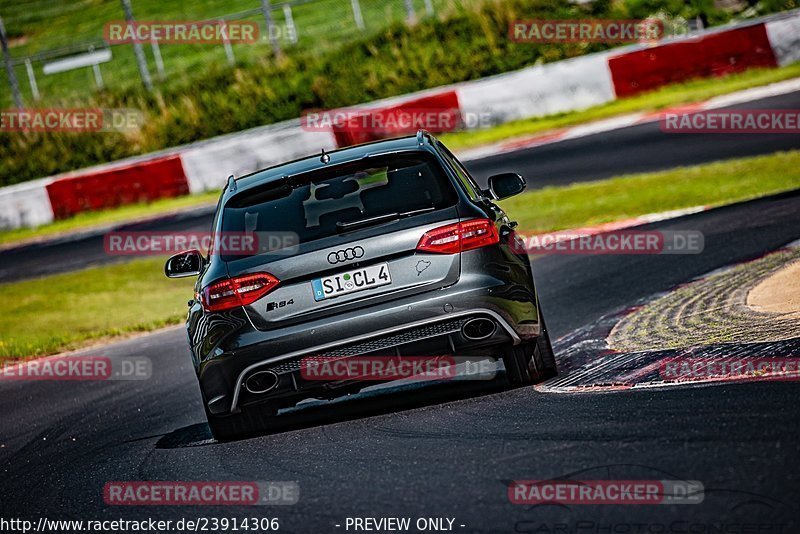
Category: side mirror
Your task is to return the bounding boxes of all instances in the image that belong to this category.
[487,173,526,200]
[164,249,204,278]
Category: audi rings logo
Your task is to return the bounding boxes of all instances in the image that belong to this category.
[327,246,365,264]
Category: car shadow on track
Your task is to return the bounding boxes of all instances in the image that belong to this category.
[156,373,514,448]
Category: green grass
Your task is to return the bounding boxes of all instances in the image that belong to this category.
[499,150,800,233]
[2,150,798,362]
[0,257,195,361]
[0,190,221,247]
[440,63,800,150]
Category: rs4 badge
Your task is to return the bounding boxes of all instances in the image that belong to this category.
[266,299,294,312]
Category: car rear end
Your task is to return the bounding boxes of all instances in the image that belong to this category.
[187,141,541,423]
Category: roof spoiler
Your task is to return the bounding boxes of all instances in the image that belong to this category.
[416,129,433,146]
[225,174,237,192]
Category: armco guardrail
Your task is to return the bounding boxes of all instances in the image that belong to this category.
[1,9,798,231]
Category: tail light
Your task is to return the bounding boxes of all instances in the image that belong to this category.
[416,218,499,254]
[201,273,280,312]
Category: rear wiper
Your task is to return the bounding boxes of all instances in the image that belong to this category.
[337,212,400,232]
[336,207,435,233]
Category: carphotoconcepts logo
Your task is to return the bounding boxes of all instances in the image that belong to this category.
[513,519,786,533]
[510,19,664,43]
[103,481,298,506]
[301,108,493,134]
[0,356,151,381]
[661,109,800,134]
[300,356,497,382]
[514,230,704,255]
[0,108,144,133]
[508,479,704,505]
[660,357,800,382]
[104,20,259,44]
[103,231,299,256]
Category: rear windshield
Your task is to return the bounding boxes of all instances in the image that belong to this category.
[219,153,457,259]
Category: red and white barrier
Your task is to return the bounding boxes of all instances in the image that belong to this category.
[327,90,462,146]
[45,155,188,220]
[456,51,617,125]
[0,178,55,229]
[0,10,798,231]
[766,14,800,66]
[181,120,337,194]
[608,23,778,98]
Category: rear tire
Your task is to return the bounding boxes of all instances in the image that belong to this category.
[503,308,558,386]
[535,310,558,380]
[205,403,277,442]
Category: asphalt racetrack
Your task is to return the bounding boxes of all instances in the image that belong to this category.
[2,89,799,284]
[1,191,799,528]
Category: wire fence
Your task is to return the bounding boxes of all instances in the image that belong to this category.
[0,0,464,108]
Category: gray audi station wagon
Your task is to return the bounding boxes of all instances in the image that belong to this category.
[166,130,557,440]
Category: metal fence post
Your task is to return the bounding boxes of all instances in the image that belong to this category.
[151,37,165,79]
[403,0,415,22]
[351,0,365,31]
[119,0,153,91]
[0,16,24,108]
[220,20,235,66]
[283,5,298,44]
[24,58,39,101]
[89,46,105,88]
[260,0,281,57]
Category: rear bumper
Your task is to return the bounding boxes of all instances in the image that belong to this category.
[228,309,515,412]
[195,262,541,415]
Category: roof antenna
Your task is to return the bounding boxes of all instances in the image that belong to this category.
[226,174,237,192]
[320,148,330,164]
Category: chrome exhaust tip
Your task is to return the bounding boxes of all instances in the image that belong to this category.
[244,370,280,394]
[462,318,497,341]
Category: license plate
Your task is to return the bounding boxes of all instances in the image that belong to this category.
[312,263,391,301]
